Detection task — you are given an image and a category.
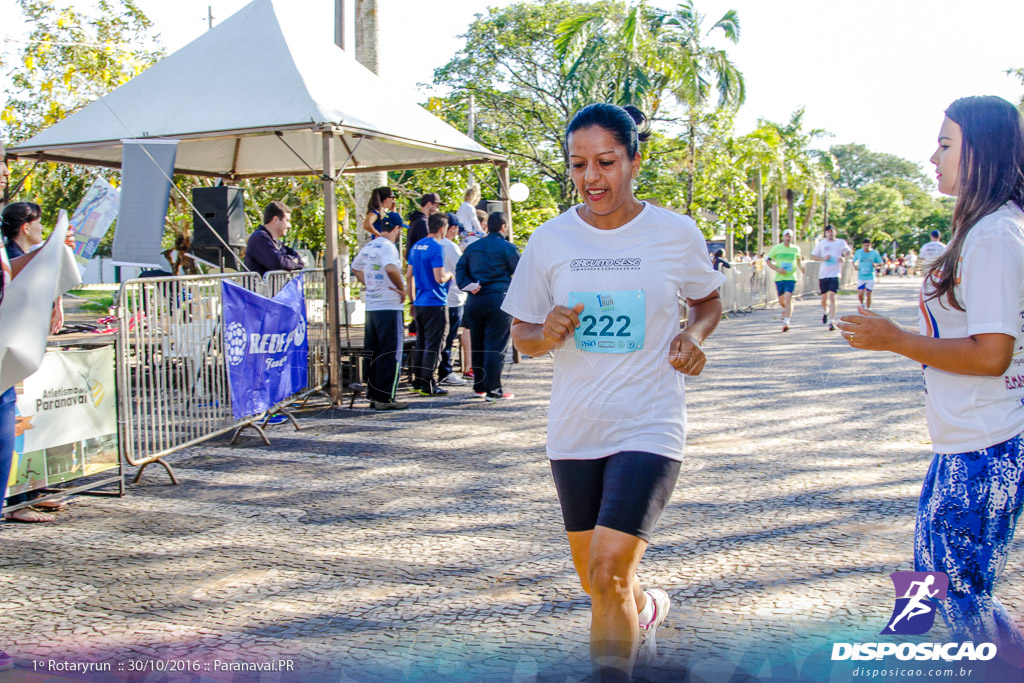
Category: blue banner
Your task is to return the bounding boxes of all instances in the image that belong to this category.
[222,277,309,419]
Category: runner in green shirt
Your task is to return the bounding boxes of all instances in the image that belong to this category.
[766,229,804,332]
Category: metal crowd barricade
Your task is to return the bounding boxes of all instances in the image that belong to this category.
[115,268,330,483]
[716,260,858,314]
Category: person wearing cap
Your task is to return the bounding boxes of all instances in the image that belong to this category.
[810,225,851,331]
[766,228,803,332]
[405,192,442,259]
[919,229,947,274]
[852,238,884,307]
[351,213,408,411]
[407,212,453,396]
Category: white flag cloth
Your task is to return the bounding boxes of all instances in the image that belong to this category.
[0,210,83,393]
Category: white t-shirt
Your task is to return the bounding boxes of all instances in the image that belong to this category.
[811,238,850,278]
[456,202,485,247]
[351,237,403,311]
[441,238,467,307]
[918,203,1024,453]
[501,203,725,461]
[919,240,946,268]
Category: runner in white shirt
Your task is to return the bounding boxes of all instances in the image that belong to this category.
[809,225,851,331]
[838,96,1024,665]
[351,220,408,410]
[918,230,947,273]
[502,103,724,680]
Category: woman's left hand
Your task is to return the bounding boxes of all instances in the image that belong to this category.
[668,331,706,376]
[836,306,906,351]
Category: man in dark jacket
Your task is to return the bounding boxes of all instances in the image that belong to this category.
[405,192,442,259]
[455,212,519,401]
[244,201,304,276]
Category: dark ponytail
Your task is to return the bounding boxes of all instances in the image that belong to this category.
[1,202,41,243]
[565,103,651,158]
[367,186,393,215]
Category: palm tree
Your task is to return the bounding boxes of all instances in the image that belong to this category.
[555,1,746,213]
[655,0,745,214]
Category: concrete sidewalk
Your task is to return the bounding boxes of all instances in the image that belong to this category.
[1,276,1021,682]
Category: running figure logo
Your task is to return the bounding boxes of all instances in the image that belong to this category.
[881,571,949,635]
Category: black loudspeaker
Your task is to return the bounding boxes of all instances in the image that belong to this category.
[191,186,247,250]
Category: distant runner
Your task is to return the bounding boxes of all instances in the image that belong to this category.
[852,239,884,308]
[918,229,947,274]
[766,229,803,332]
[809,225,851,331]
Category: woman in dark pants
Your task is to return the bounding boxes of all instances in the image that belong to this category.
[455,212,519,401]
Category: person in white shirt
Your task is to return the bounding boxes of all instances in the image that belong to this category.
[918,229,947,273]
[455,184,486,248]
[502,103,724,679]
[351,218,408,410]
[438,220,468,387]
[838,96,1024,665]
[809,225,851,330]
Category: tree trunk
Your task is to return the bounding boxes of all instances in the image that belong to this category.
[755,169,764,256]
[684,115,696,216]
[771,190,780,245]
[354,0,386,250]
[786,188,796,237]
[801,193,817,235]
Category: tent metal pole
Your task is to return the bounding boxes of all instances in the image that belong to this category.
[322,131,343,403]
[498,162,513,242]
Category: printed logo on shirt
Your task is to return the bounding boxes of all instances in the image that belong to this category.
[570,258,641,272]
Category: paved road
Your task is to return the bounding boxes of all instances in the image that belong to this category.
[2,276,1021,682]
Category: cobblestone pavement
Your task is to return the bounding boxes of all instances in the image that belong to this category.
[1,276,1022,682]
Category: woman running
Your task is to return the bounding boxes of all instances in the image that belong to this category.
[501,103,725,681]
[838,95,1024,668]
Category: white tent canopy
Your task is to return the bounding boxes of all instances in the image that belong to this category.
[5,0,503,178]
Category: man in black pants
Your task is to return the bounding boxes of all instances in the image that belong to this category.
[406,213,452,396]
[456,212,520,401]
[351,217,408,410]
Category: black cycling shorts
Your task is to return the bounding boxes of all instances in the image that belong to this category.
[549,451,682,543]
[819,277,840,294]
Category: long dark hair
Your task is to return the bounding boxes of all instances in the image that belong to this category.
[928,96,1024,310]
[565,103,651,158]
[368,186,393,215]
[1,201,42,243]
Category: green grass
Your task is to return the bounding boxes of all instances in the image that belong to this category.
[68,289,114,312]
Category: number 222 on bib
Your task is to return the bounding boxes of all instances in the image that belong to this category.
[568,290,645,354]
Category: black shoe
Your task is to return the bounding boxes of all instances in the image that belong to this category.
[822,313,828,324]
[416,386,448,396]
[371,400,409,411]
[484,390,514,402]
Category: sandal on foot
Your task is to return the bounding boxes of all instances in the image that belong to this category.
[3,508,55,523]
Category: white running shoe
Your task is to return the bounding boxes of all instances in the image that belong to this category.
[439,373,467,386]
[636,588,670,667]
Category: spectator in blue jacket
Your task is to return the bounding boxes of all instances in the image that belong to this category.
[243,201,304,276]
[455,212,520,400]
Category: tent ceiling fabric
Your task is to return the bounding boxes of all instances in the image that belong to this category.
[5,0,503,177]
